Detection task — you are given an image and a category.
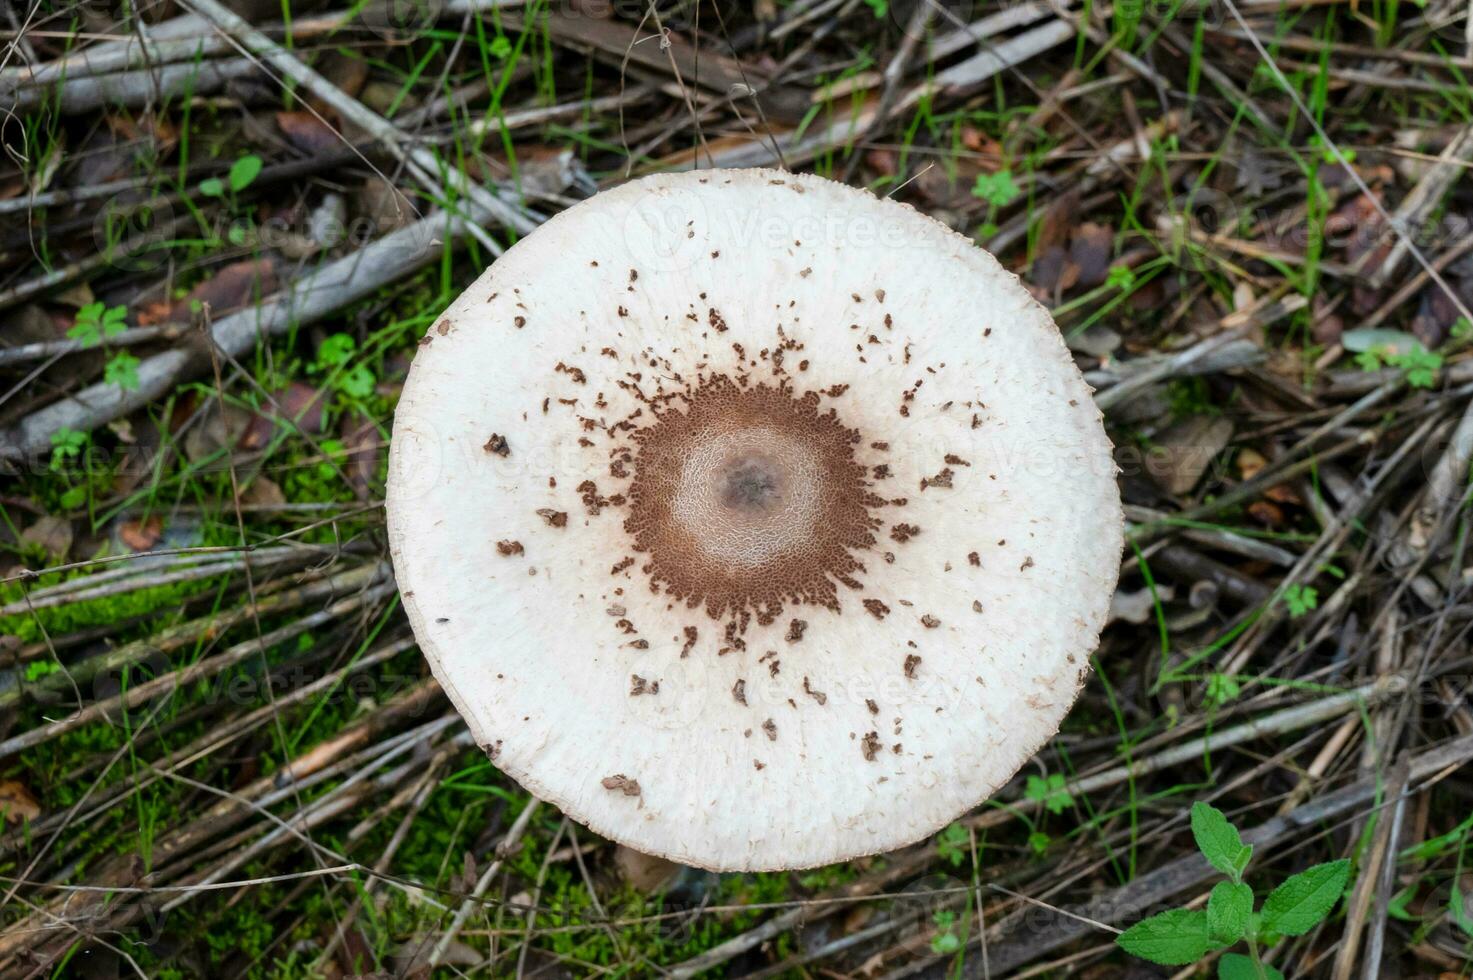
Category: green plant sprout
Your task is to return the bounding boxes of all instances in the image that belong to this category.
[1025,772,1074,815]
[1117,802,1351,978]
[1106,264,1136,291]
[67,302,126,347]
[972,170,1021,208]
[49,428,86,469]
[1281,583,1318,618]
[201,155,264,246]
[1344,328,1442,389]
[68,303,141,391]
[104,352,142,391]
[199,154,263,199]
[311,333,377,402]
[1205,672,1242,707]
[936,822,968,867]
[930,909,962,954]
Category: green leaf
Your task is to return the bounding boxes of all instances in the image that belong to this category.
[49,427,86,466]
[1116,908,1212,966]
[1386,884,1415,922]
[104,352,141,391]
[199,177,225,198]
[1354,349,1384,372]
[1451,882,1473,938]
[1259,860,1350,937]
[935,822,968,867]
[1207,880,1253,943]
[1023,773,1073,814]
[1191,802,1252,880]
[339,365,376,400]
[316,333,356,368]
[228,154,263,192]
[1282,583,1318,618]
[67,321,100,347]
[67,302,107,346]
[1219,953,1284,980]
[1205,672,1241,707]
[1106,265,1135,291]
[1389,347,1442,389]
[971,170,1021,208]
[24,660,59,682]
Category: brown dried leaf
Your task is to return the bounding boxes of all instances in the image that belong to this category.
[237,477,286,508]
[613,844,679,893]
[342,418,381,499]
[137,258,277,326]
[277,110,341,156]
[0,780,40,823]
[1035,190,1079,255]
[1070,222,1115,288]
[20,516,72,561]
[1237,447,1268,481]
[118,517,162,551]
[1247,500,1285,527]
[1030,245,1078,295]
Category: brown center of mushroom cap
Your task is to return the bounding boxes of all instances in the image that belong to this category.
[624,376,884,624]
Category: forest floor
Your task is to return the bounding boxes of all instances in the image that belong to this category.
[2,0,1473,977]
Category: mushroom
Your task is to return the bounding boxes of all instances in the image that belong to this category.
[386,168,1121,871]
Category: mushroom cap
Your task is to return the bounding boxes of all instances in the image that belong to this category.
[387,168,1122,871]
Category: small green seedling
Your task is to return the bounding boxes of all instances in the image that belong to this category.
[1343,328,1442,389]
[930,909,962,954]
[1025,772,1074,815]
[67,302,126,347]
[311,332,376,402]
[49,428,86,469]
[1391,347,1443,389]
[1116,802,1351,978]
[104,352,141,391]
[972,170,1021,208]
[935,822,969,867]
[1281,583,1318,618]
[67,303,142,390]
[1205,672,1241,708]
[200,154,263,198]
[1106,264,1136,291]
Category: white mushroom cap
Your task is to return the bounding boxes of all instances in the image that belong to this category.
[386,168,1121,871]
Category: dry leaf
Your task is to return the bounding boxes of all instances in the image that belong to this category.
[342,419,381,500]
[1069,222,1114,288]
[237,477,286,508]
[0,780,40,823]
[20,516,72,561]
[137,258,277,326]
[277,110,341,157]
[1237,447,1268,480]
[118,517,162,551]
[614,844,679,892]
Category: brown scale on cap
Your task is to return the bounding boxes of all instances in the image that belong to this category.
[621,374,885,628]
